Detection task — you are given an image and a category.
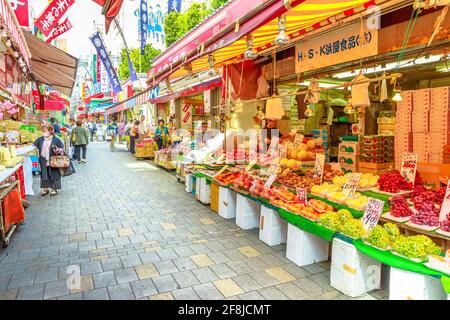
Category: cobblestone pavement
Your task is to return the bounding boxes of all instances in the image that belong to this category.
[0,142,388,300]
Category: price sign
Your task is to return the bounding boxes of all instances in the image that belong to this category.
[342,173,361,199]
[214,165,229,177]
[362,198,385,231]
[280,144,288,159]
[439,180,450,222]
[245,158,257,172]
[400,153,418,184]
[313,154,326,183]
[296,188,307,205]
[265,165,279,177]
[292,134,304,149]
[264,175,277,189]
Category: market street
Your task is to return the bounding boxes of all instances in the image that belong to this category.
[0,143,388,300]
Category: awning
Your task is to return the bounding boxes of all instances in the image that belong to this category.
[92,0,124,33]
[150,0,385,83]
[23,31,78,97]
[85,92,105,103]
[106,89,150,115]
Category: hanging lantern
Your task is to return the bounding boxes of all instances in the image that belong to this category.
[244,34,255,60]
[392,89,403,102]
[275,15,289,46]
[208,55,215,76]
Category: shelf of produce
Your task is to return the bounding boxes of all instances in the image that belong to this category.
[360,190,391,212]
[308,194,364,219]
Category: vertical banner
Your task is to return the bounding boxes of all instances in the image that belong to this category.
[92,54,97,85]
[89,32,122,94]
[139,0,148,55]
[127,50,138,82]
[45,18,72,43]
[9,0,30,27]
[35,0,76,37]
[167,0,181,13]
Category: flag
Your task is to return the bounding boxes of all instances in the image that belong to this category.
[89,31,122,94]
[167,0,182,13]
[45,18,72,43]
[139,0,148,55]
[127,50,138,82]
[35,0,75,37]
[9,0,30,27]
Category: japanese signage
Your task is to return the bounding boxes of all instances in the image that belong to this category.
[167,0,181,13]
[362,198,385,231]
[342,173,361,199]
[90,31,122,94]
[264,174,276,189]
[204,89,211,114]
[292,134,304,149]
[9,0,29,27]
[313,154,325,183]
[439,180,450,223]
[140,0,148,55]
[46,18,72,43]
[296,188,307,205]
[400,153,418,184]
[36,0,75,37]
[214,165,229,178]
[295,22,378,74]
[279,144,288,159]
[126,49,138,82]
[245,158,257,172]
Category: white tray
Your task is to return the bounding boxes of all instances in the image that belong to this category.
[436,228,450,238]
[370,188,413,197]
[424,262,450,276]
[392,251,427,263]
[383,212,411,223]
[405,221,439,232]
[362,240,390,251]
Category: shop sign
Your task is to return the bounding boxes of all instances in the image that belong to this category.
[342,173,361,199]
[313,153,325,183]
[204,89,211,114]
[400,152,418,184]
[439,180,450,223]
[292,134,304,149]
[182,111,191,124]
[362,198,385,231]
[46,18,72,43]
[35,0,75,37]
[169,99,175,115]
[279,144,288,159]
[9,0,29,27]
[295,23,378,74]
[296,187,307,205]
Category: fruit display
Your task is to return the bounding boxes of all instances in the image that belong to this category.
[326,191,348,204]
[308,199,334,213]
[389,196,414,218]
[275,172,318,192]
[383,222,400,241]
[310,182,341,197]
[410,206,440,227]
[377,170,413,193]
[272,186,299,203]
[285,139,321,162]
[333,173,379,189]
[300,206,323,221]
[234,173,255,190]
[318,209,353,231]
[322,169,345,182]
[272,199,305,214]
[392,235,442,261]
[364,225,391,250]
[340,218,367,239]
[346,195,369,211]
[439,213,450,232]
[215,171,242,185]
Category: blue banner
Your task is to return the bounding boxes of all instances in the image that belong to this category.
[140,0,148,55]
[127,50,138,82]
[167,0,182,13]
[89,32,122,94]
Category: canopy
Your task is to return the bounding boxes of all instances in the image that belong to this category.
[150,0,383,83]
[92,0,124,33]
[23,31,78,97]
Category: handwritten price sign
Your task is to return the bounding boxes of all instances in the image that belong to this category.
[400,153,418,184]
[439,180,450,223]
[296,188,307,205]
[292,134,304,149]
[313,154,326,183]
[362,198,385,231]
[245,158,257,172]
[214,165,229,177]
[279,144,288,159]
[342,173,361,199]
[264,175,277,189]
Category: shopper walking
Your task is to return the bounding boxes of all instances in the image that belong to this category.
[129,120,140,155]
[107,119,119,151]
[155,119,170,150]
[71,120,90,163]
[33,124,65,196]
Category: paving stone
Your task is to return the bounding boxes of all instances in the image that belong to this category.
[34,267,59,284]
[276,282,308,299]
[130,279,158,298]
[108,283,135,300]
[190,254,214,268]
[139,251,161,264]
[192,282,224,300]
[16,284,45,300]
[232,274,263,292]
[134,264,159,280]
[154,260,179,275]
[293,277,326,296]
[258,286,289,300]
[80,261,103,275]
[153,275,179,293]
[156,248,179,260]
[172,271,200,289]
[238,291,266,300]
[44,280,69,299]
[191,267,219,284]
[213,278,244,298]
[83,288,110,300]
[149,292,174,300]
[114,268,139,284]
[172,287,200,300]
[210,264,237,279]
[93,271,117,288]
[101,258,123,272]
[8,273,35,290]
[265,267,296,283]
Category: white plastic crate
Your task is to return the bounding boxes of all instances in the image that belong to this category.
[389,267,447,300]
[235,194,260,230]
[286,223,329,267]
[330,238,381,298]
[259,206,287,246]
[185,174,196,193]
[219,187,237,219]
[196,177,211,205]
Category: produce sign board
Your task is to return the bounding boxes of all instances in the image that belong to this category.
[280,144,288,159]
[400,153,418,184]
[362,197,385,231]
[296,188,307,205]
[313,153,325,183]
[264,174,277,189]
[214,165,229,177]
[439,179,450,222]
[342,173,361,199]
[245,158,257,172]
[292,134,304,149]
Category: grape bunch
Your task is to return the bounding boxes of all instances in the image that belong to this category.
[439,213,450,232]
[383,223,400,241]
[365,225,390,250]
[389,196,413,218]
[412,185,428,198]
[378,171,413,193]
[319,209,353,231]
[434,187,446,204]
[414,171,424,186]
[339,218,366,239]
[392,235,441,260]
[410,206,440,227]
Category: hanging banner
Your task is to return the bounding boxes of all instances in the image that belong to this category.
[139,0,148,55]
[92,54,97,85]
[9,0,29,27]
[35,0,76,37]
[89,31,122,94]
[127,50,138,82]
[45,18,72,43]
[167,0,181,13]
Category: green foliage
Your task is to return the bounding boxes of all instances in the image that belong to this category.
[211,0,229,10]
[119,44,161,81]
[185,3,212,30]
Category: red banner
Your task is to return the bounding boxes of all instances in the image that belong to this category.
[36,0,75,37]
[46,18,72,43]
[9,0,29,27]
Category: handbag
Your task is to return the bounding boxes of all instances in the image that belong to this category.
[50,155,70,168]
[59,161,75,177]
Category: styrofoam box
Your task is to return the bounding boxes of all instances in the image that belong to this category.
[236,193,260,230]
[259,206,287,246]
[389,267,447,300]
[286,224,329,267]
[219,187,237,219]
[196,177,211,205]
[330,238,381,298]
[185,174,196,193]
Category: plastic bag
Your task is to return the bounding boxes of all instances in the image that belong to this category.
[23,155,35,196]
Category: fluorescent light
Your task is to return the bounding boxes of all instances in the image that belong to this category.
[298,80,345,89]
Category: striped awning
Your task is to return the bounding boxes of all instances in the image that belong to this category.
[105,90,150,115]
[151,0,387,82]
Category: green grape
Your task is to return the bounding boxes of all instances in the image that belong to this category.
[391,235,442,260]
[383,223,400,242]
[366,225,390,250]
[339,218,366,239]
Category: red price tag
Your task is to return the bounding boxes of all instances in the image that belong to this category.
[400,153,418,184]
[296,188,307,205]
[362,198,385,231]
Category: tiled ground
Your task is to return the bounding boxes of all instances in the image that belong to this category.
[0,142,388,300]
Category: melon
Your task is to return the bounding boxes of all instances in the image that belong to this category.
[306,140,316,150]
[297,150,308,161]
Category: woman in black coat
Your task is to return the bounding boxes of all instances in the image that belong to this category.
[33,124,65,196]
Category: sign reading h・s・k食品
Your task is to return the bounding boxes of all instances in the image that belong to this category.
[295,22,378,74]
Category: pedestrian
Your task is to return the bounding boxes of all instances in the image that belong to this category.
[68,118,77,161]
[33,123,65,196]
[138,115,147,137]
[155,119,170,150]
[71,120,90,164]
[107,119,119,151]
[49,117,61,134]
[129,120,140,155]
